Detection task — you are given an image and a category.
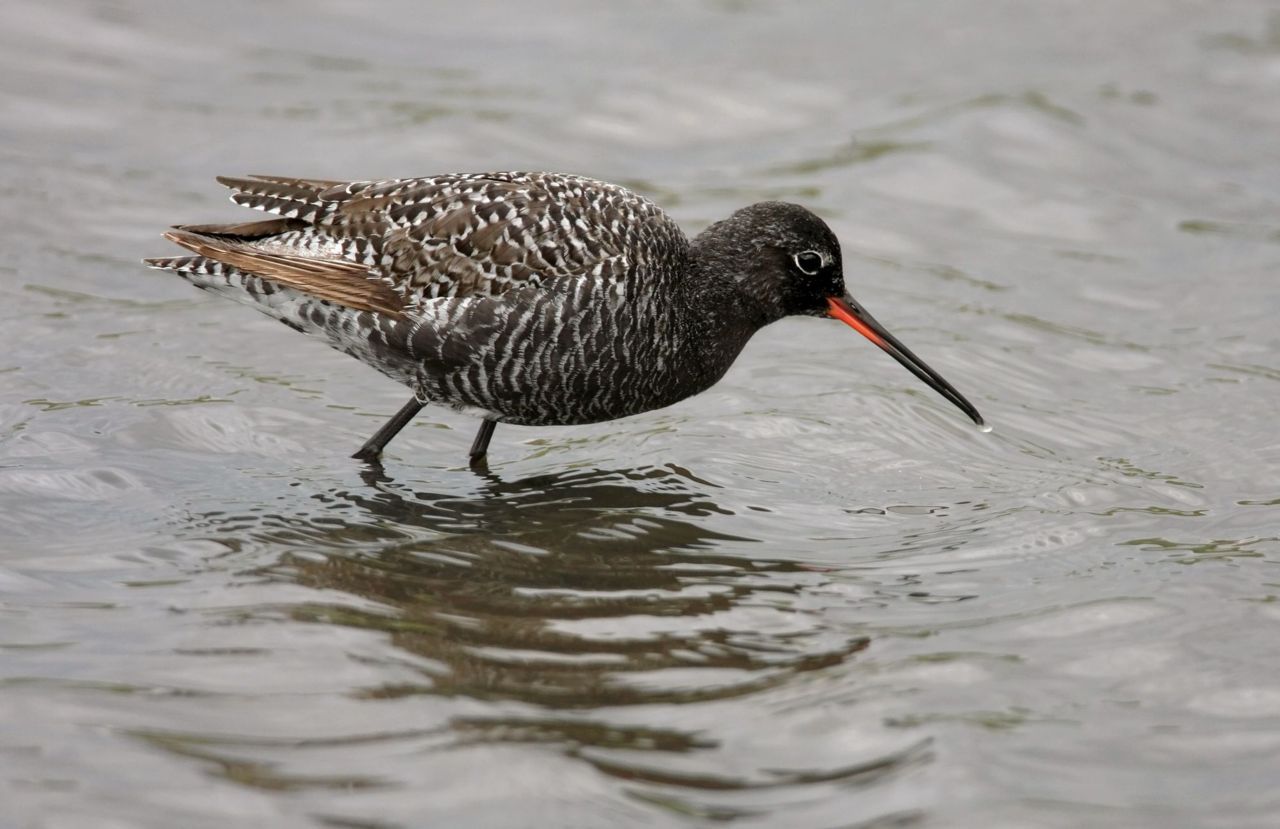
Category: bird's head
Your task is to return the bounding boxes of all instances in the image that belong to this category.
[694,201,984,426]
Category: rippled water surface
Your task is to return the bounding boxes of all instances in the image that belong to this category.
[4,2,1280,826]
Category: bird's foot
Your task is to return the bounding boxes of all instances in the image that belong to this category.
[351,444,383,463]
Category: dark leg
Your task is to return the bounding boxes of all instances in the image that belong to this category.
[352,397,424,461]
[468,418,497,467]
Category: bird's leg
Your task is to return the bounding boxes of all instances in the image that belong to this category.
[468,418,497,468]
[351,397,425,461]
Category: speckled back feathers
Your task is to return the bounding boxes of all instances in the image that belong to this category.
[211,172,680,311]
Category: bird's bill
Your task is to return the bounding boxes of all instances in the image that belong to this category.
[827,296,985,426]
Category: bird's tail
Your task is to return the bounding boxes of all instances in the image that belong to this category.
[143,254,417,388]
[144,252,309,325]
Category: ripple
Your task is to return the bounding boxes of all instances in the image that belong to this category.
[0,465,145,502]
[1008,600,1167,639]
[1186,688,1280,719]
[862,155,1101,242]
[161,407,310,456]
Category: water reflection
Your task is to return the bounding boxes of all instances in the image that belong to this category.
[193,464,870,759]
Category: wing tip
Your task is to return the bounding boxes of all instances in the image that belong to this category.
[162,228,200,249]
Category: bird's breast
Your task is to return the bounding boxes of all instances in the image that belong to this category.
[405,282,726,426]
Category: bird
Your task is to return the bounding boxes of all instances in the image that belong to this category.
[144,172,983,466]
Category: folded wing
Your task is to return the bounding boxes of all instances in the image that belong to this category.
[149,172,676,317]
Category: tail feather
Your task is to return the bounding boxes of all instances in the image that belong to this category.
[143,255,416,386]
[142,254,233,275]
[145,254,295,311]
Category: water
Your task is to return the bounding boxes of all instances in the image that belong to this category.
[3,1,1279,826]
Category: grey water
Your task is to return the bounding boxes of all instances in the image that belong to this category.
[3,2,1280,827]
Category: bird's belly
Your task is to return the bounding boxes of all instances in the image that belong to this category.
[465,348,703,427]
[409,294,710,427]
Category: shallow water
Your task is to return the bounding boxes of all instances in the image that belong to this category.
[3,1,1280,826]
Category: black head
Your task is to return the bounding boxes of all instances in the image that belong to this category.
[692,200,986,427]
[693,201,845,323]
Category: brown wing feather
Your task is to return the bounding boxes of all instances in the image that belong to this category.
[162,228,406,318]
[176,217,308,239]
[246,174,347,190]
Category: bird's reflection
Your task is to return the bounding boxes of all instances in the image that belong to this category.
[197,462,869,758]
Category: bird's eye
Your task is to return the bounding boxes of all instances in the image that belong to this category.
[793,250,823,275]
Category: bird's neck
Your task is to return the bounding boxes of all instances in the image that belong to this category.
[678,247,775,381]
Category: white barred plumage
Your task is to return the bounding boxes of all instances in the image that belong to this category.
[145,172,983,465]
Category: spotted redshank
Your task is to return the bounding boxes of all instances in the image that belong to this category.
[144,172,983,466]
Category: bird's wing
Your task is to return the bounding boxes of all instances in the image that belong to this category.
[168,172,682,315]
[157,226,406,317]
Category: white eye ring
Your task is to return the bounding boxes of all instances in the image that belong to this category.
[793,250,824,276]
